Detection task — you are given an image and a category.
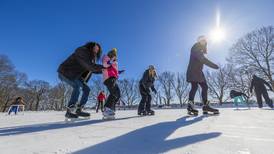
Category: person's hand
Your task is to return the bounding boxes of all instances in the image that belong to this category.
[214,65,219,69]
[152,89,157,94]
[119,70,125,74]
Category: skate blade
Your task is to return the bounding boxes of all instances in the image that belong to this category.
[65,117,90,122]
[203,111,220,116]
[102,116,115,120]
[188,111,198,116]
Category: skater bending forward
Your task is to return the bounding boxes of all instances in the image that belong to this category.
[58,42,105,119]
[250,75,273,108]
[138,65,157,116]
[102,48,125,119]
[186,36,219,115]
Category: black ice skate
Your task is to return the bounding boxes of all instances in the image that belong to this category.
[146,110,155,116]
[76,105,90,118]
[202,101,219,115]
[138,110,147,116]
[187,100,198,116]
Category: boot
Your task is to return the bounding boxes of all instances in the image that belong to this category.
[187,100,198,116]
[76,105,90,117]
[202,101,219,114]
[65,105,78,119]
[146,109,155,115]
[266,100,273,108]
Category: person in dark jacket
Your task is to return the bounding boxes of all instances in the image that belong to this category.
[96,91,106,113]
[186,36,219,115]
[230,90,249,108]
[58,42,105,118]
[8,97,25,115]
[138,65,157,115]
[250,75,273,108]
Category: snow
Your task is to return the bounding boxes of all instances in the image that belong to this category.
[0,108,274,154]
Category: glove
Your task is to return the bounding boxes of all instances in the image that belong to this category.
[151,87,157,94]
[152,89,157,94]
[119,70,125,74]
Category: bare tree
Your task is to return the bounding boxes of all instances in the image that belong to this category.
[228,26,274,88]
[119,79,139,108]
[171,73,189,107]
[158,72,175,106]
[206,64,231,104]
[226,65,254,99]
[26,80,50,111]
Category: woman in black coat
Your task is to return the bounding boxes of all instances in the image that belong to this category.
[138,65,157,115]
[186,36,219,115]
[58,42,105,118]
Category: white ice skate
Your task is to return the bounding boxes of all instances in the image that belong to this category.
[102,107,115,120]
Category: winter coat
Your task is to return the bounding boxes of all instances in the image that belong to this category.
[186,42,219,83]
[139,69,156,91]
[58,46,104,82]
[97,93,106,102]
[102,55,119,81]
[250,76,273,92]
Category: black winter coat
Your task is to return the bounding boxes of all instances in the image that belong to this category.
[58,46,104,82]
[250,76,272,92]
[140,69,156,91]
[186,42,218,83]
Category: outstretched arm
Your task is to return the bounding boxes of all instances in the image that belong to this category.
[263,79,273,91]
[194,51,219,69]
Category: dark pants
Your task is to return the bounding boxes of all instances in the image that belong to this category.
[96,101,104,112]
[104,77,121,110]
[189,82,208,105]
[8,106,19,115]
[255,88,271,108]
[58,73,90,108]
[138,84,152,112]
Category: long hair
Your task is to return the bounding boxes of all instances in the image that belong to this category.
[84,42,102,62]
[149,68,157,78]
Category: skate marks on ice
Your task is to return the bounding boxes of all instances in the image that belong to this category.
[74,115,221,154]
[0,116,139,136]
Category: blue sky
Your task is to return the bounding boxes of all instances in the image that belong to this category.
[0,0,274,85]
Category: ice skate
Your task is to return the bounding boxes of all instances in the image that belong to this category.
[187,100,198,116]
[202,101,219,115]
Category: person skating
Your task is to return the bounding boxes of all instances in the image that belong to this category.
[230,90,249,108]
[102,48,125,119]
[58,42,105,119]
[96,91,106,113]
[186,36,220,115]
[138,65,157,116]
[8,97,25,115]
[250,75,273,108]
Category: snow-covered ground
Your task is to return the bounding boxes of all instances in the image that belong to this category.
[0,107,274,154]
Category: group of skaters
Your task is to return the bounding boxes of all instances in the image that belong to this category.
[57,35,273,119]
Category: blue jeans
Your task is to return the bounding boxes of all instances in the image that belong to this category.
[9,106,19,115]
[58,73,90,107]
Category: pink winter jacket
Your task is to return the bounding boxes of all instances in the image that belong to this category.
[102,55,119,81]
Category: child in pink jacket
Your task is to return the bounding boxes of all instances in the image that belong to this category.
[102,48,124,118]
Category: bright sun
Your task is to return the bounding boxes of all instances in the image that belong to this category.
[210,27,226,42]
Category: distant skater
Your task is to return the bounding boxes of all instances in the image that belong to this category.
[96,91,106,113]
[250,75,273,108]
[138,65,157,116]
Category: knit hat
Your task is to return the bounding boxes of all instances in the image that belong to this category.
[108,48,117,57]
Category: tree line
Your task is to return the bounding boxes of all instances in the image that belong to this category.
[0,26,273,112]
